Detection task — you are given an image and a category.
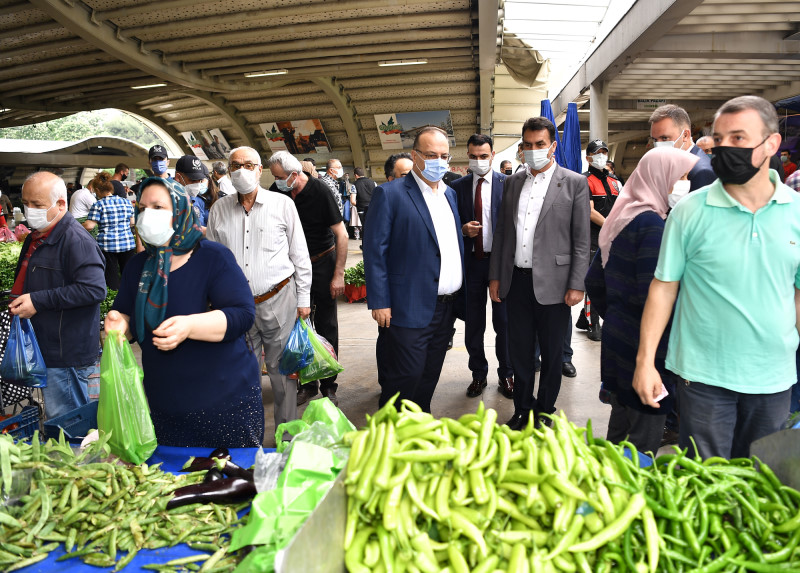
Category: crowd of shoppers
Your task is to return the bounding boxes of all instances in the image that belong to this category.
[7,94,799,460]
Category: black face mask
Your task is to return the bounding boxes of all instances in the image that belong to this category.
[504,169,512,175]
[120,173,128,181]
[711,137,768,185]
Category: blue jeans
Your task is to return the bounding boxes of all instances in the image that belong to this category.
[42,366,94,419]
[678,380,791,459]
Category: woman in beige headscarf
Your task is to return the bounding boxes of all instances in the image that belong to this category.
[584,147,699,455]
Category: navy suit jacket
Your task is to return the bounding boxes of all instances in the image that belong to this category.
[688,144,717,191]
[364,174,465,329]
[451,170,506,255]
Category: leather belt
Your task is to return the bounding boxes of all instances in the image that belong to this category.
[254,277,291,305]
[310,245,335,264]
[437,293,458,302]
[514,266,533,275]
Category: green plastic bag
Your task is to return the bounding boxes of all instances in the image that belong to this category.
[297,320,343,384]
[97,331,157,464]
[275,396,356,451]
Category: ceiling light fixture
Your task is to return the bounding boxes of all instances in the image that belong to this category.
[131,83,167,90]
[244,69,288,77]
[378,59,428,67]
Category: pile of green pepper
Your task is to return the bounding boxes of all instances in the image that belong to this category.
[343,399,800,572]
[0,431,246,571]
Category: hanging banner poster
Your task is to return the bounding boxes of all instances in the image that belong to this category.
[207,128,231,159]
[375,110,456,150]
[180,131,209,160]
[260,120,331,154]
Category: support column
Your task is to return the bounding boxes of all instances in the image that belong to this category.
[589,80,609,143]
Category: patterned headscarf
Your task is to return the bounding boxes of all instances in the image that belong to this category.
[134,177,204,342]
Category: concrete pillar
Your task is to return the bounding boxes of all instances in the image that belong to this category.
[589,80,609,143]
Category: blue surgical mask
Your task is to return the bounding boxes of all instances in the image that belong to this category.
[420,158,449,182]
[151,160,168,175]
[275,173,295,192]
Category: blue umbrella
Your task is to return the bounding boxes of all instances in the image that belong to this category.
[561,102,582,173]
[540,99,567,168]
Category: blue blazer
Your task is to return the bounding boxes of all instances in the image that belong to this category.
[364,174,465,329]
[451,171,506,254]
[688,144,717,191]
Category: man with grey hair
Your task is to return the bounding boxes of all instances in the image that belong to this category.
[211,161,235,196]
[207,146,312,430]
[649,104,716,191]
[268,150,348,407]
[319,158,345,215]
[634,95,800,459]
[11,171,106,419]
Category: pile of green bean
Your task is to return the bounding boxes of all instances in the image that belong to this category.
[343,399,800,573]
[0,431,244,572]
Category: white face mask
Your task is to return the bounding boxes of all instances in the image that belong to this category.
[524,143,553,171]
[468,159,492,176]
[329,168,342,179]
[230,167,259,195]
[654,131,687,150]
[136,209,175,246]
[184,181,207,198]
[591,153,608,170]
[24,202,56,231]
[668,179,691,208]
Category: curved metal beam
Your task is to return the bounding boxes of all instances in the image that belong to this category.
[28,0,290,93]
[183,91,259,151]
[310,77,366,169]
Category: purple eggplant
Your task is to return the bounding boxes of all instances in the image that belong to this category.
[166,477,256,510]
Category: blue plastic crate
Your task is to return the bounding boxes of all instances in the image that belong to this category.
[43,401,98,443]
[0,405,39,440]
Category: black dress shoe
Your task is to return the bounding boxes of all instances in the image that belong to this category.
[321,387,339,407]
[505,412,530,431]
[562,362,577,378]
[466,377,487,398]
[575,312,590,331]
[536,413,553,429]
[498,376,514,399]
[297,384,318,406]
[588,323,602,342]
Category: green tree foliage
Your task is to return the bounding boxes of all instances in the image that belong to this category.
[0,110,163,148]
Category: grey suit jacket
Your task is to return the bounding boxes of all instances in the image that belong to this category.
[489,163,591,305]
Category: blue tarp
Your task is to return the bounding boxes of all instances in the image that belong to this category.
[776,95,800,112]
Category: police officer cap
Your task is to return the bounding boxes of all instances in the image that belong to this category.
[586,139,609,154]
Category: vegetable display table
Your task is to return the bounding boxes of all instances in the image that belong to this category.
[19,446,264,573]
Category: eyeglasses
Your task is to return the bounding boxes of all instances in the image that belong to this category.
[414,150,451,162]
[229,161,259,171]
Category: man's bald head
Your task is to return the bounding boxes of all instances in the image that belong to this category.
[22,171,67,231]
[23,171,67,204]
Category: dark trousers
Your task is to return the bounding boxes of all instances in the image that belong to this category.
[309,250,339,392]
[534,318,573,367]
[376,299,455,413]
[678,380,790,459]
[606,392,667,456]
[506,267,570,415]
[465,255,512,379]
[103,249,135,291]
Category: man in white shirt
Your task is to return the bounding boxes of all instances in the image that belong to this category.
[206,146,312,429]
[489,117,591,430]
[211,162,236,197]
[364,127,465,412]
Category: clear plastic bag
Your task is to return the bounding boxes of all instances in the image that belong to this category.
[0,315,47,388]
[253,448,287,493]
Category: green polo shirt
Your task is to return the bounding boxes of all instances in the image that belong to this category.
[655,170,800,394]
